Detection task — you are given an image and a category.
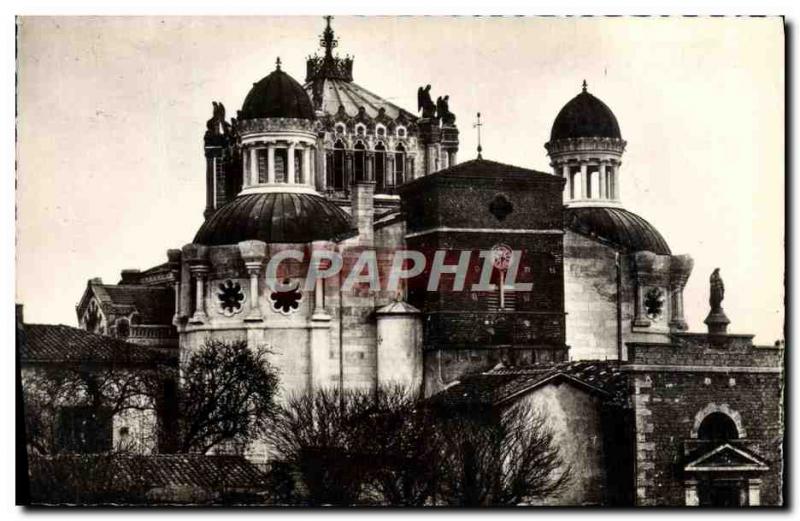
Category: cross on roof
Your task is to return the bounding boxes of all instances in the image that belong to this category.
[473,112,483,159]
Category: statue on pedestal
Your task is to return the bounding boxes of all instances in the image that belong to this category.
[417,85,436,119]
[436,95,456,125]
[704,267,730,335]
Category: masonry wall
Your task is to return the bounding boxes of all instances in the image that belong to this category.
[563,231,619,360]
[515,384,606,505]
[627,336,784,506]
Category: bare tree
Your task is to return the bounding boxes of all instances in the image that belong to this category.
[266,386,569,506]
[433,403,571,506]
[176,339,279,454]
[266,387,373,505]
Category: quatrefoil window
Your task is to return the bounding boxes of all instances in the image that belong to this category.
[270,279,303,315]
[217,280,246,316]
[489,194,514,221]
[644,287,664,320]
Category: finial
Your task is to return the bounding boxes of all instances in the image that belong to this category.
[276,57,281,71]
[473,112,483,159]
[320,15,338,58]
[582,79,588,93]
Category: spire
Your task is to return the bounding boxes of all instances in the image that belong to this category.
[306,16,353,83]
[320,15,338,59]
[582,79,588,93]
[276,57,281,71]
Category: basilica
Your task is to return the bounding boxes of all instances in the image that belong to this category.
[64,18,782,506]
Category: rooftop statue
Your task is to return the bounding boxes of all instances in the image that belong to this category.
[205,101,230,138]
[709,267,724,312]
[417,84,436,119]
[437,94,456,125]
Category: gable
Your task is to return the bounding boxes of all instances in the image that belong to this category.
[685,443,768,472]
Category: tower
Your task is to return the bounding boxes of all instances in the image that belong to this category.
[203,102,242,219]
[545,81,626,207]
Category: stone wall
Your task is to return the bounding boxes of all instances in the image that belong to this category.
[626,335,784,506]
[515,383,606,505]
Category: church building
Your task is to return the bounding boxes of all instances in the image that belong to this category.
[71,18,783,506]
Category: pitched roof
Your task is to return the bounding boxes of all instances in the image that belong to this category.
[28,454,266,503]
[437,158,553,180]
[86,284,175,326]
[20,323,175,365]
[432,360,628,408]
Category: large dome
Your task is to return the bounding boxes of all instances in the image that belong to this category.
[240,66,315,120]
[550,86,621,141]
[564,207,670,255]
[194,192,356,246]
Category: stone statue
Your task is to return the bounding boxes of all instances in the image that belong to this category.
[205,101,229,137]
[436,94,456,125]
[417,85,436,119]
[709,268,724,312]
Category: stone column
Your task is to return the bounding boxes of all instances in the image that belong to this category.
[669,255,694,331]
[309,241,333,392]
[325,150,333,190]
[600,162,607,199]
[580,163,588,199]
[238,240,266,322]
[250,147,258,185]
[188,265,209,324]
[562,164,570,199]
[345,151,354,188]
[366,151,374,182]
[287,142,296,184]
[267,144,276,183]
[242,153,249,188]
[684,480,699,506]
[167,249,182,325]
[387,154,395,187]
[303,146,312,186]
[748,479,761,506]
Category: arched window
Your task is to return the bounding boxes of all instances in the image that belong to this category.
[115,318,130,339]
[332,140,346,191]
[698,413,739,441]
[397,126,407,138]
[354,141,366,183]
[395,143,406,185]
[374,142,386,191]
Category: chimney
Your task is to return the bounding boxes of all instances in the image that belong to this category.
[350,181,375,247]
[120,269,142,285]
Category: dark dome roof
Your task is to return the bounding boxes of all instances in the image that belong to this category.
[194,192,356,246]
[550,89,621,141]
[564,207,670,255]
[240,68,315,120]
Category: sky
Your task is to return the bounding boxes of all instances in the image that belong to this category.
[16,16,784,344]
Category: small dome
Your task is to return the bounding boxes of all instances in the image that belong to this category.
[194,192,356,246]
[564,207,670,255]
[240,64,315,120]
[550,84,621,141]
